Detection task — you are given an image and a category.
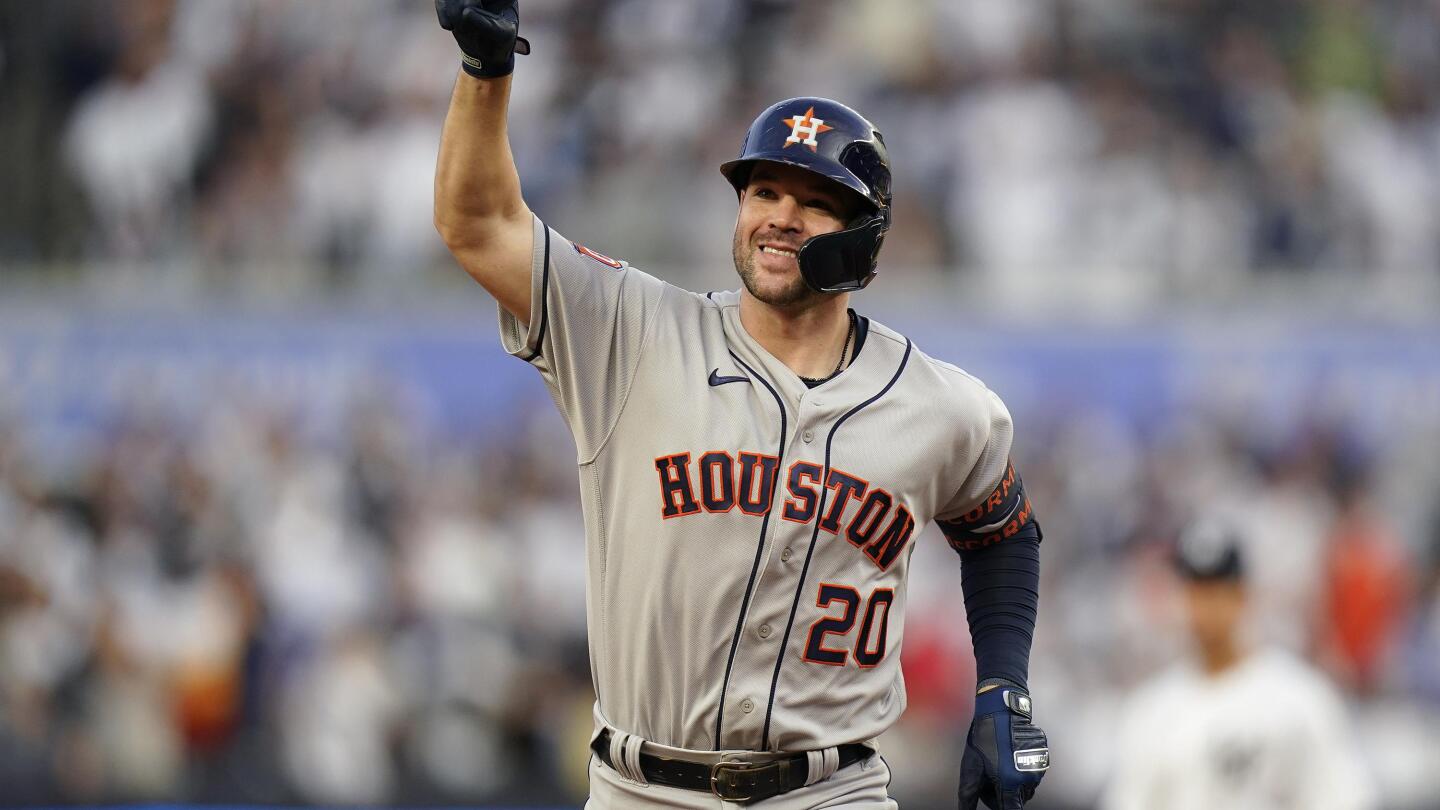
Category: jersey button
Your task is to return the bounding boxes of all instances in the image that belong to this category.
[741,698,755,713]
[802,429,814,443]
[758,624,772,638]
[781,547,793,562]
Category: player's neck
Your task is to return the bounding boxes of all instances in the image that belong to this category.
[738,290,853,380]
[1197,637,1246,677]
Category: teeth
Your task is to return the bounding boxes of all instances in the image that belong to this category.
[761,246,796,257]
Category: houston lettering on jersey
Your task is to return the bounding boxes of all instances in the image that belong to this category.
[936,460,1037,552]
[653,451,915,571]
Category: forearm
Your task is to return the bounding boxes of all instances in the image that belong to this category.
[433,70,534,321]
[434,73,529,244]
[956,530,1050,810]
[958,522,1041,688]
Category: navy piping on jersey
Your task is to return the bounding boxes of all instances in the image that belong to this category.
[760,338,913,750]
[522,224,553,363]
[712,350,788,750]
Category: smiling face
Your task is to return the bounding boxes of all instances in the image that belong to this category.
[732,162,859,308]
[1183,578,1247,653]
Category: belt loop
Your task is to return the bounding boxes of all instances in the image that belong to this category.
[608,730,648,785]
[622,733,647,786]
[803,745,840,786]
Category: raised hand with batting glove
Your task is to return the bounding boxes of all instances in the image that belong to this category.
[959,679,1050,809]
[435,0,531,78]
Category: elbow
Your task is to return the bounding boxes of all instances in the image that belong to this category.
[433,209,462,252]
[433,196,470,252]
[433,208,491,257]
[433,197,525,255]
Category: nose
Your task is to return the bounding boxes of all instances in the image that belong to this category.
[766,194,804,233]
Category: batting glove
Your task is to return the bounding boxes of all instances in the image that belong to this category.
[435,0,531,79]
[958,680,1050,810]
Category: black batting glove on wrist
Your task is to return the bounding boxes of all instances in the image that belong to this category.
[435,0,530,79]
[958,680,1050,810]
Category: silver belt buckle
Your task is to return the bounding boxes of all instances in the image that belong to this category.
[710,760,762,802]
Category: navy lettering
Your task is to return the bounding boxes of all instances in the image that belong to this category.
[737,452,779,515]
[783,462,822,523]
[698,451,735,512]
[864,506,915,570]
[819,469,867,534]
[845,489,893,549]
[655,453,701,518]
[654,452,917,573]
[854,589,895,668]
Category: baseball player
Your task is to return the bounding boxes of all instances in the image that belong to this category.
[1100,519,1377,810]
[432,3,1048,807]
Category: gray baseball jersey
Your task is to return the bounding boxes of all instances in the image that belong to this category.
[499,215,1028,754]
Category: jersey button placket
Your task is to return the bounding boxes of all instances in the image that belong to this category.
[740,698,755,713]
[758,624,772,639]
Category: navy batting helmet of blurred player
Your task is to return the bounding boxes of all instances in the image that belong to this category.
[721,97,892,293]
[1173,517,1247,581]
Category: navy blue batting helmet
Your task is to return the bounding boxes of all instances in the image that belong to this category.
[721,97,892,293]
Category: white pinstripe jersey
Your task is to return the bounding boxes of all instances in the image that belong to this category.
[499,216,1023,753]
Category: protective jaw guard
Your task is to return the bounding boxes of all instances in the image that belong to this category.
[797,211,888,293]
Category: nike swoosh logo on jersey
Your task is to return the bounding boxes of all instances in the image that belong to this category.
[708,369,749,386]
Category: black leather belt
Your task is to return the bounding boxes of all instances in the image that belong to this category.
[591,728,873,803]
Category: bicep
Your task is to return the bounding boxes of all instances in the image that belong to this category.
[934,388,1016,533]
[444,210,535,322]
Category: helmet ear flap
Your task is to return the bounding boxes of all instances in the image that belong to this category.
[796,213,887,293]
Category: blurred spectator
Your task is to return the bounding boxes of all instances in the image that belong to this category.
[1,0,1438,305]
[62,0,212,263]
[1320,467,1413,692]
[1101,519,1377,810]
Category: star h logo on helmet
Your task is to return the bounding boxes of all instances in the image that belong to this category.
[783,107,833,151]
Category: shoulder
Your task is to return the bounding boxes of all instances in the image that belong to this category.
[545,222,707,306]
[1247,649,1344,708]
[1135,664,1197,702]
[701,289,742,311]
[658,287,738,323]
[868,318,1011,425]
[1122,664,1200,718]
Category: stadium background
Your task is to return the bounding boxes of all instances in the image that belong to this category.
[2,0,1439,808]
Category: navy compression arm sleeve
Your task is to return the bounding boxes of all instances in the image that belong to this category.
[955,521,1041,688]
[938,461,1043,688]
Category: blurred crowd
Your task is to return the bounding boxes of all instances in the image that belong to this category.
[3,0,1440,307]
[0,388,599,805]
[2,374,1439,808]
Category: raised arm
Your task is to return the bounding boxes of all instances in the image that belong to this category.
[433,0,535,323]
